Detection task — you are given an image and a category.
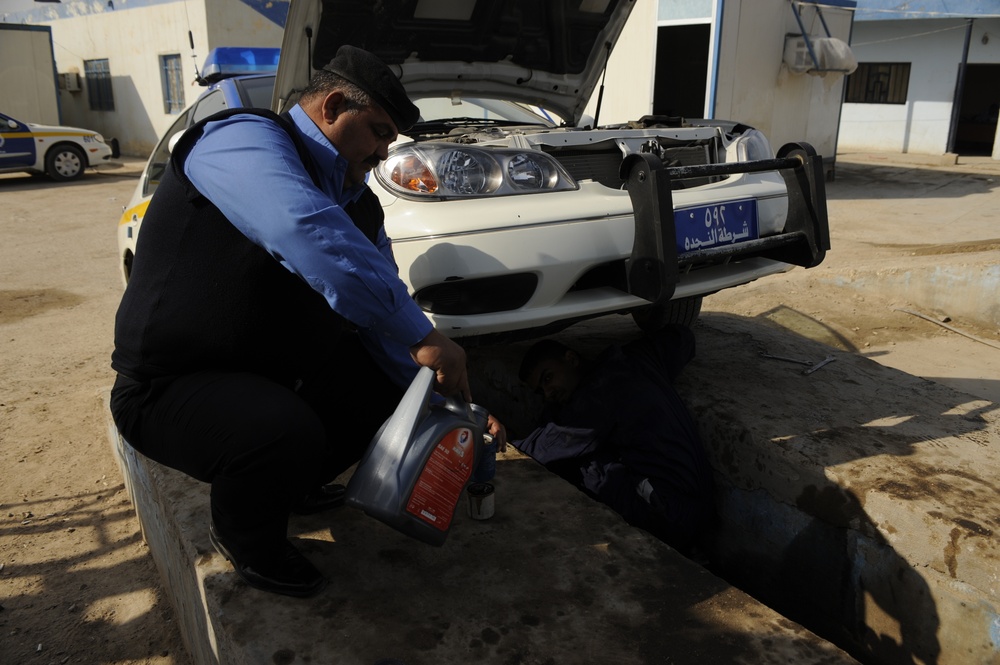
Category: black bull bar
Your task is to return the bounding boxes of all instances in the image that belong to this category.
[620,142,830,307]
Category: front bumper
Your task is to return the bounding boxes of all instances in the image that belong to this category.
[621,142,830,307]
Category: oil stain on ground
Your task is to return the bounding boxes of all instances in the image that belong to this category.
[0,289,83,325]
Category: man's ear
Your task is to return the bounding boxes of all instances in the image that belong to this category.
[320,90,348,124]
[563,349,580,367]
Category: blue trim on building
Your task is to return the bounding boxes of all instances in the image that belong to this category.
[707,0,724,118]
[237,0,288,27]
[855,0,1000,20]
[0,0,288,27]
[804,0,856,8]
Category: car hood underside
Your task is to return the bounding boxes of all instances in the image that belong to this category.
[274,0,634,124]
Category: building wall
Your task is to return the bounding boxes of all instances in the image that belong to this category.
[0,25,60,125]
[582,0,854,171]
[8,0,853,163]
[51,2,209,156]
[838,17,1000,156]
[714,0,855,164]
[205,0,285,50]
[6,0,286,157]
[580,0,658,126]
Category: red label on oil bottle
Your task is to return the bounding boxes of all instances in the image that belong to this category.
[405,427,475,531]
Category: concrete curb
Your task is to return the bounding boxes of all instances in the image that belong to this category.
[823,260,1000,330]
[106,395,858,665]
[836,152,1000,174]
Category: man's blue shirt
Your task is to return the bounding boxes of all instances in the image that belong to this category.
[182,105,430,387]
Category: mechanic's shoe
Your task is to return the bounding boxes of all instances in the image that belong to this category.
[291,483,347,515]
[208,523,327,598]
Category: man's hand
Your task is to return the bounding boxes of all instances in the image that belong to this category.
[487,414,508,453]
[410,329,471,401]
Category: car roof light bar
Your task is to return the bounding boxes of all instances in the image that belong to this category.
[201,47,281,83]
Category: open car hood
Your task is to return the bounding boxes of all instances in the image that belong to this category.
[273,0,635,126]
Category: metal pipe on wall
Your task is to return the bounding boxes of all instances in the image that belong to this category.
[946,17,974,154]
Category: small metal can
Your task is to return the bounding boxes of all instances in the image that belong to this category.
[466,482,495,520]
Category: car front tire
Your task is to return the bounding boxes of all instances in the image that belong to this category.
[45,144,86,181]
[631,295,703,331]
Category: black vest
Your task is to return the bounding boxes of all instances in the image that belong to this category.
[112,108,385,385]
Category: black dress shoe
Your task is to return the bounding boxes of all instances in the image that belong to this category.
[208,523,327,598]
[291,483,347,515]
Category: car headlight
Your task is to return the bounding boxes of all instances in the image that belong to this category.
[377,143,577,200]
[93,133,106,144]
[735,129,774,162]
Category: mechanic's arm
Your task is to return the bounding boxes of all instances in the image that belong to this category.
[185,113,466,390]
[487,414,507,452]
[359,212,472,398]
[513,422,600,464]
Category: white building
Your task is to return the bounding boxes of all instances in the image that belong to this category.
[838,0,1000,159]
[1,0,285,156]
[590,0,856,178]
[2,0,856,170]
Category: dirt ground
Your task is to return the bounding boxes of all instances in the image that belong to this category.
[1,155,999,665]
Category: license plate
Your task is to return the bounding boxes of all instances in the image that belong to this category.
[675,199,758,254]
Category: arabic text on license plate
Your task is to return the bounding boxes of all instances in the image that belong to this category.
[675,200,758,254]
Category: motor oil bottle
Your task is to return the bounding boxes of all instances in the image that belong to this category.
[345,366,487,546]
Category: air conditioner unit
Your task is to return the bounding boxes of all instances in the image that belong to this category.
[59,72,81,92]
[783,35,857,77]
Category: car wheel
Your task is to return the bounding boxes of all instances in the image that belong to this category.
[631,295,703,331]
[45,144,86,181]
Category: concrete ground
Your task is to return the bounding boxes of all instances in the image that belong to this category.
[100,152,1000,665]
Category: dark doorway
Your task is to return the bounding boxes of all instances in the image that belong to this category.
[953,63,1000,155]
[653,24,710,119]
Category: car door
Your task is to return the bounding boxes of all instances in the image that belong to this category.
[0,113,37,170]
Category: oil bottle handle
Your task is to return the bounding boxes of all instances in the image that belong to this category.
[441,398,490,434]
[442,396,472,419]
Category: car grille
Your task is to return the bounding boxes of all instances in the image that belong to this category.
[545,143,716,189]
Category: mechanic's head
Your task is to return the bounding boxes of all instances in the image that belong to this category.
[519,339,586,405]
[300,45,419,188]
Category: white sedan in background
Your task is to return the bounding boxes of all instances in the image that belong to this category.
[0,111,118,181]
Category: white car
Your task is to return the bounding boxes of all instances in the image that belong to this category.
[117,47,280,281]
[0,111,118,181]
[120,0,830,342]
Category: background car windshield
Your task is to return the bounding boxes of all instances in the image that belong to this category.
[414,96,557,126]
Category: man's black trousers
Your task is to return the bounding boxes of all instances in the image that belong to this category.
[110,336,403,567]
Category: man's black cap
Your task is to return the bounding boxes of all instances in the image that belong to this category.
[322,45,419,132]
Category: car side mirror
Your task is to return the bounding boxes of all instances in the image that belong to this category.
[6,119,18,130]
[167,130,185,154]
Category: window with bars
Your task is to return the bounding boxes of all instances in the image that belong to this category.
[844,63,911,104]
[161,54,186,114]
[84,58,115,111]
